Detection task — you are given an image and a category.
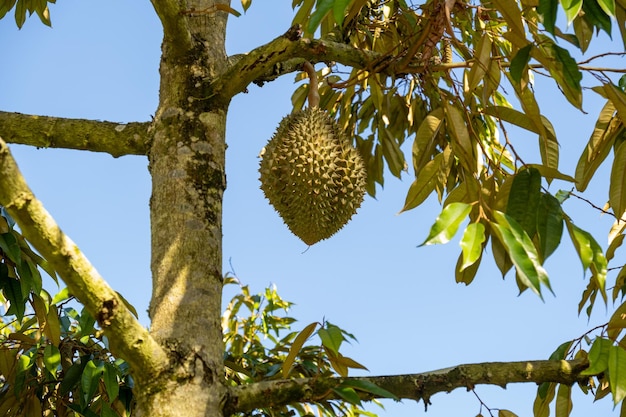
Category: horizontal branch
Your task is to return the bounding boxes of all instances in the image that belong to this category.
[225,358,590,415]
[0,111,150,157]
[213,26,386,104]
[0,138,168,379]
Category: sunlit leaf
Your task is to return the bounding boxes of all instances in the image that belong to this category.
[459,222,486,271]
[103,362,119,404]
[534,382,556,417]
[318,324,343,355]
[412,108,443,173]
[444,102,475,173]
[282,322,318,378]
[565,220,607,303]
[555,383,572,417]
[498,410,519,417]
[491,211,551,297]
[491,0,525,36]
[609,345,626,404]
[420,202,472,246]
[583,0,612,35]
[466,35,492,93]
[561,0,583,23]
[43,344,61,376]
[332,386,361,405]
[581,337,612,375]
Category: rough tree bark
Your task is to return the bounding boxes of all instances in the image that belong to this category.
[0,1,598,417]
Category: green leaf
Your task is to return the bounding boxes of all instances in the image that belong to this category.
[332,0,351,25]
[0,232,21,263]
[412,108,443,173]
[60,357,89,396]
[455,250,482,285]
[332,386,362,405]
[609,345,626,404]
[565,220,607,302]
[510,44,532,83]
[598,0,616,16]
[1,275,26,320]
[491,0,525,36]
[318,324,343,355]
[573,12,593,52]
[420,202,472,246]
[308,0,334,34]
[81,360,104,405]
[582,0,612,35]
[43,344,61,376]
[610,140,626,218]
[535,193,564,262]
[506,167,542,238]
[465,34,492,93]
[491,211,551,298]
[444,103,475,173]
[380,127,405,178]
[535,40,583,109]
[498,410,519,417]
[581,338,612,375]
[561,0,583,23]
[341,379,399,400]
[282,322,318,378]
[538,0,558,34]
[103,362,119,403]
[534,382,556,417]
[555,383,572,417]
[575,100,622,191]
[399,153,441,213]
[459,223,486,271]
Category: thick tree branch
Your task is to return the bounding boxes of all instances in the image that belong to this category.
[225,358,590,415]
[0,138,168,379]
[0,111,150,157]
[213,27,386,104]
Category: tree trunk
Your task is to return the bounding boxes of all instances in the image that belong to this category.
[137,2,230,415]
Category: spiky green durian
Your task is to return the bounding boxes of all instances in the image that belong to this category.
[259,107,367,245]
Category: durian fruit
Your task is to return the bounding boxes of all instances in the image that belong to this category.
[259,70,367,245]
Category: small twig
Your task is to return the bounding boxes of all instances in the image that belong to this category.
[568,191,617,220]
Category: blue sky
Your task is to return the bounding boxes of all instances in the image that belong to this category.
[0,1,623,416]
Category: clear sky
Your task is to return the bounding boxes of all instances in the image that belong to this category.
[0,1,623,416]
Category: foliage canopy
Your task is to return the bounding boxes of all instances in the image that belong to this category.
[2,0,626,416]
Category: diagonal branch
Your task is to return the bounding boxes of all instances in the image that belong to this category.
[0,111,150,157]
[0,138,168,379]
[225,358,590,414]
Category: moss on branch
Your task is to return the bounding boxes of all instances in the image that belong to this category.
[225,359,590,415]
[0,111,150,156]
[0,138,168,379]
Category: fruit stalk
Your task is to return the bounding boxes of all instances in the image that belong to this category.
[302,61,320,108]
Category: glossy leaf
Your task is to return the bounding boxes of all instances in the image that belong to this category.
[455,250,482,285]
[561,0,583,23]
[43,344,61,376]
[81,360,104,405]
[103,362,119,403]
[491,0,525,36]
[491,211,551,297]
[342,379,399,400]
[506,167,542,237]
[581,337,612,375]
[538,0,558,34]
[318,324,343,355]
[420,202,472,246]
[536,193,564,262]
[459,222,486,271]
[307,0,333,33]
[609,345,626,404]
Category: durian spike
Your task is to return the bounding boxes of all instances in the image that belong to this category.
[302,61,320,108]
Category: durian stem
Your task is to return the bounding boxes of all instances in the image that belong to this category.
[302,61,320,108]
